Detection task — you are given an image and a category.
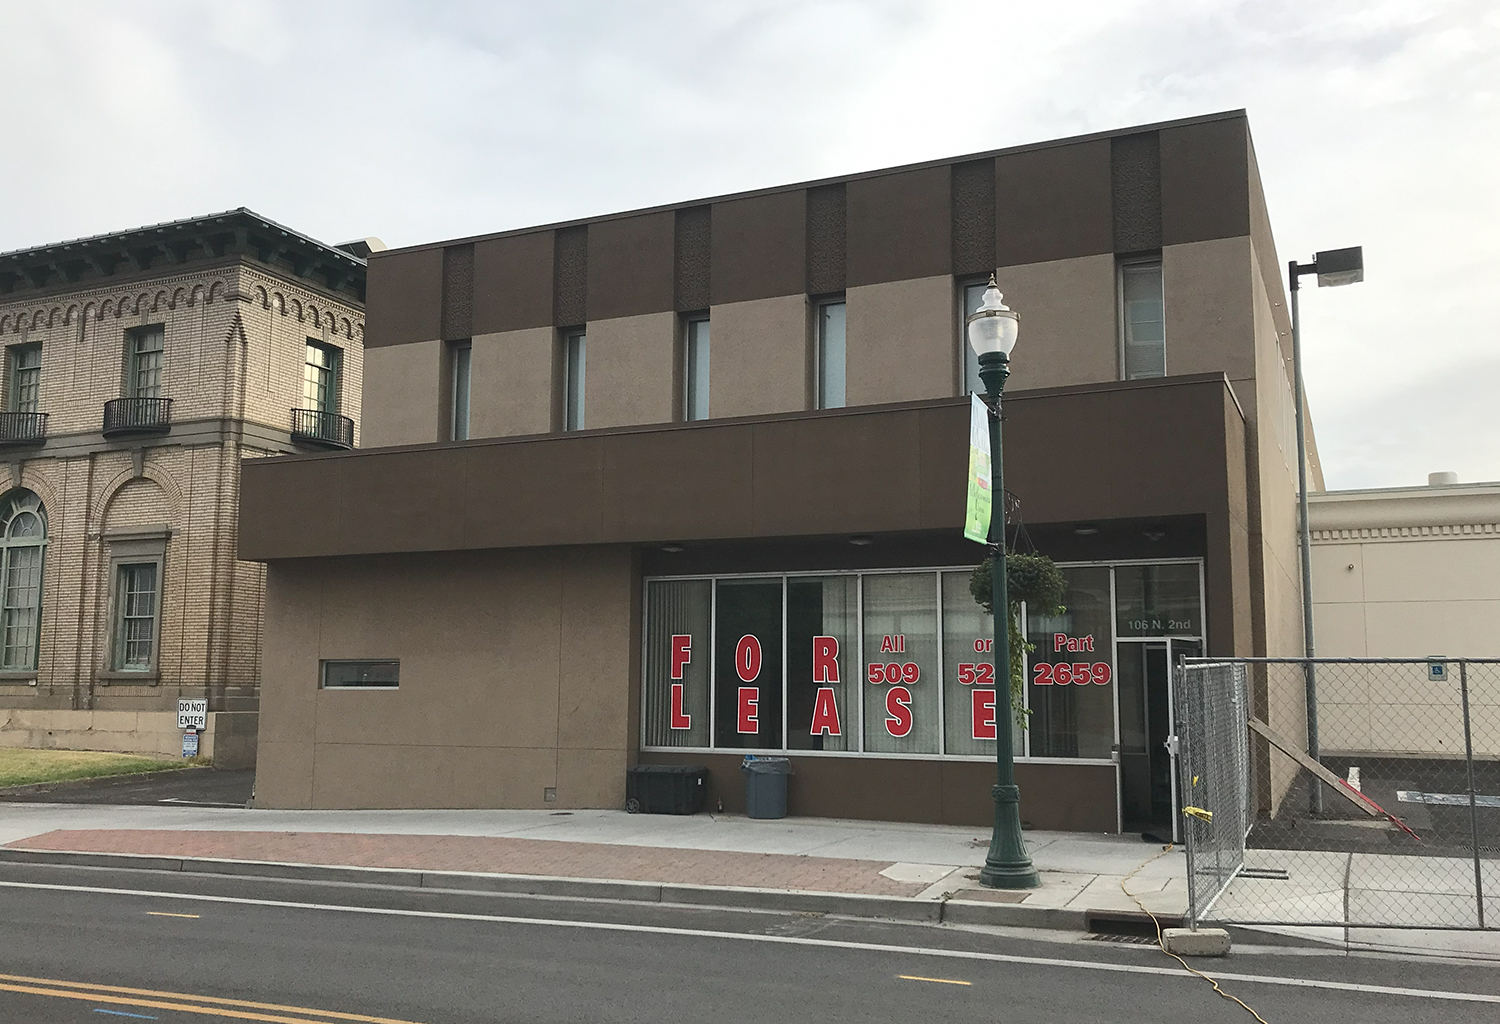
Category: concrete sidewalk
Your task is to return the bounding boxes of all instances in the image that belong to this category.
[0,804,1186,924]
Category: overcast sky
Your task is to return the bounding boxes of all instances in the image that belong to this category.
[1,1,1493,490]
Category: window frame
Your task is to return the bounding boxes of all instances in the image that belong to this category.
[320,659,401,690]
[682,313,710,422]
[7,344,41,414]
[1117,256,1166,381]
[0,490,47,676]
[124,325,165,400]
[813,296,846,411]
[106,557,164,677]
[303,339,344,415]
[563,329,587,431]
[956,277,990,396]
[449,339,472,441]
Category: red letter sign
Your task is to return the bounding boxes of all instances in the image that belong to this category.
[737,687,759,733]
[670,682,691,730]
[971,688,997,740]
[885,686,913,737]
[736,635,762,682]
[812,636,839,683]
[809,687,841,736]
[670,635,692,680]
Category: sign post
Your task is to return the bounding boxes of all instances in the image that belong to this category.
[963,393,992,545]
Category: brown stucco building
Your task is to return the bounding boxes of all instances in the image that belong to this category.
[242,110,1318,832]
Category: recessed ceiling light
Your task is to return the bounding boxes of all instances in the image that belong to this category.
[1143,530,1167,542]
[849,535,875,547]
[661,543,685,553]
[1074,527,1099,536]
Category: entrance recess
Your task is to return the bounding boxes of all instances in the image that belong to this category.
[1118,638,1201,838]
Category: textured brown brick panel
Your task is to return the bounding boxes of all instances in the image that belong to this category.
[1111,132,1162,254]
[552,225,587,328]
[805,184,846,296]
[951,159,996,277]
[440,243,473,341]
[674,206,711,312]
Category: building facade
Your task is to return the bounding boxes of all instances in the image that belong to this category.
[244,110,1317,830]
[0,211,366,763]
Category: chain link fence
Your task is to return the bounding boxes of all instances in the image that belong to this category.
[1176,657,1499,932]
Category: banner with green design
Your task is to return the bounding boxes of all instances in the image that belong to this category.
[963,393,992,544]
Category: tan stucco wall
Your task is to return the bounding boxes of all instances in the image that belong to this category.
[584,312,677,429]
[255,546,636,809]
[708,294,809,419]
[471,327,555,438]
[992,255,1117,392]
[361,340,441,447]
[845,275,955,405]
[1164,237,1256,383]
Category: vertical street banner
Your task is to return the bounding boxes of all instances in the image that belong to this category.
[964,393,992,544]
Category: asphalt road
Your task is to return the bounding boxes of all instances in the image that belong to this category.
[0,767,255,806]
[0,861,1496,1023]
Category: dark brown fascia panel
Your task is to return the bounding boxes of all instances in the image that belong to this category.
[239,374,1244,562]
[585,211,675,322]
[1160,117,1251,246]
[710,190,807,306]
[472,230,555,335]
[846,165,952,287]
[995,139,1114,267]
[364,246,442,348]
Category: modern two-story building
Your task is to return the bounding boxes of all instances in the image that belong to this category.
[0,210,367,763]
[242,110,1317,831]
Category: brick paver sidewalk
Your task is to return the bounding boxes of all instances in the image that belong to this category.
[6,830,928,897]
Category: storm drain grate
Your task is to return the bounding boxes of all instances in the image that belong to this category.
[1084,932,1159,945]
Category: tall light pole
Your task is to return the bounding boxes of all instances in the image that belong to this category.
[969,276,1040,890]
[1289,245,1362,816]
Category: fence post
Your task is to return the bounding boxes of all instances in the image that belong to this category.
[1459,661,1485,929]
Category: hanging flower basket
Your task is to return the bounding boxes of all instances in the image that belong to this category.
[969,552,1065,725]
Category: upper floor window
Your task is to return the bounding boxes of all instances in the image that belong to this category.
[564,330,586,431]
[0,490,46,673]
[7,345,40,414]
[684,315,710,421]
[815,299,846,410]
[450,340,472,441]
[1120,259,1165,380]
[304,341,343,414]
[126,326,164,399]
[959,279,988,395]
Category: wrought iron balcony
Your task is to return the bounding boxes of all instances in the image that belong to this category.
[0,411,47,447]
[102,397,172,437]
[291,408,355,450]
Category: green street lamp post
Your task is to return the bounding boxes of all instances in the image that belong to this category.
[969,275,1040,890]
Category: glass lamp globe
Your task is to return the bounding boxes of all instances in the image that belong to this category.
[966,277,1019,357]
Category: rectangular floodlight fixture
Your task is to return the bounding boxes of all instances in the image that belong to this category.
[1314,246,1363,287]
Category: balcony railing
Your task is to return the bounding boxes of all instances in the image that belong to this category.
[102,397,172,437]
[0,411,48,447]
[291,408,355,449]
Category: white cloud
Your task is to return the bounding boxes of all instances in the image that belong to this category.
[0,0,1494,487]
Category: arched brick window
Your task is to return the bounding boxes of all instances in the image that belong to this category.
[0,489,47,671]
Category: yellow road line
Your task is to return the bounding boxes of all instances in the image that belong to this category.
[0,975,428,1024]
[898,974,972,986]
[146,911,200,918]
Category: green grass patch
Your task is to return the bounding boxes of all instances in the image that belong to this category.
[0,748,190,788]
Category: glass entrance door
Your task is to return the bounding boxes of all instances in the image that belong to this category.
[1118,638,1201,839]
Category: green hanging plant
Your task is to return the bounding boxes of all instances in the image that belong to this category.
[969,553,1065,725]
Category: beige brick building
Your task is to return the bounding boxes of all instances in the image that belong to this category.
[0,210,366,764]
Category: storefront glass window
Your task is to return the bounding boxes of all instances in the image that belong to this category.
[643,579,712,748]
[941,571,1021,756]
[1115,563,1201,637]
[786,576,858,752]
[1026,566,1115,758]
[713,579,784,749]
[861,573,939,755]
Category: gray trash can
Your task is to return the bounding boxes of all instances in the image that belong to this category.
[741,756,791,819]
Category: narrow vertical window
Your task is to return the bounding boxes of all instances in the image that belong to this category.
[113,562,159,672]
[816,299,846,410]
[450,340,472,440]
[303,341,342,414]
[8,345,41,414]
[0,491,46,672]
[960,280,988,395]
[127,326,164,399]
[564,330,586,431]
[684,316,710,421]
[1120,260,1165,380]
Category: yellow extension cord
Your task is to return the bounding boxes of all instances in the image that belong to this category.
[1119,843,1271,1024]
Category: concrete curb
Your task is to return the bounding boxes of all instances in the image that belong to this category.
[0,846,1095,929]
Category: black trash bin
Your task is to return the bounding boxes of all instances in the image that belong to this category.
[741,756,791,819]
[625,764,708,814]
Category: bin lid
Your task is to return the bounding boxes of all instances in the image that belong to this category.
[741,756,792,773]
[628,764,709,775]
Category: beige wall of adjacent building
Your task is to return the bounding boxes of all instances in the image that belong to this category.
[255,546,638,809]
